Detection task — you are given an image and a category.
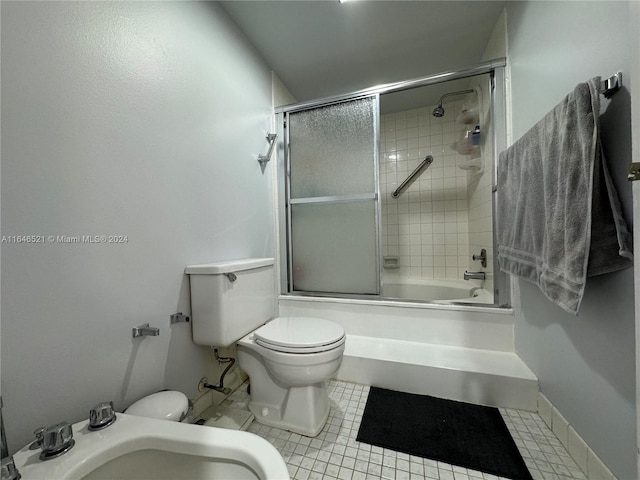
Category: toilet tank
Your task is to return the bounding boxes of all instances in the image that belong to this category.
[185,258,275,347]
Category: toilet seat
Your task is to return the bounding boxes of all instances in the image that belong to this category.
[253,317,345,354]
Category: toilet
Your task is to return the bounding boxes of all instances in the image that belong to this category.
[125,390,190,422]
[185,258,345,437]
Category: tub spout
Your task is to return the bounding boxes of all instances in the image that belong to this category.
[463,271,486,281]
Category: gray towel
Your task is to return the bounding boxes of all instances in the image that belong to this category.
[497,77,632,315]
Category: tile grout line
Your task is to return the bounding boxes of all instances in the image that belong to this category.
[535,392,617,480]
[242,380,589,480]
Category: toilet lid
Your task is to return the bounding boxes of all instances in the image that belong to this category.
[125,391,189,422]
[254,317,345,353]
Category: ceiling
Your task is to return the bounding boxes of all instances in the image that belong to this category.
[220,0,506,107]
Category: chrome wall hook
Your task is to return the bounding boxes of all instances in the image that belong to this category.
[170,313,190,324]
[601,72,622,99]
[132,323,160,338]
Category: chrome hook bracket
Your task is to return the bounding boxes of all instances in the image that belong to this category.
[170,312,190,324]
[132,323,160,338]
[601,72,622,99]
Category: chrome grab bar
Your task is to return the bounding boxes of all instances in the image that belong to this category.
[391,155,433,199]
[258,133,278,166]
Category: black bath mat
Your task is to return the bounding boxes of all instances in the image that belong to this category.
[356,387,532,480]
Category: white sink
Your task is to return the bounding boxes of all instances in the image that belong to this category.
[13,413,290,480]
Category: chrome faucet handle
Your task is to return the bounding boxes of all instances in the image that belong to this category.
[472,248,487,268]
[89,401,116,431]
[39,422,74,461]
[1,456,21,480]
[29,427,45,450]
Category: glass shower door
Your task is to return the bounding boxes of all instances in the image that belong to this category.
[287,96,380,295]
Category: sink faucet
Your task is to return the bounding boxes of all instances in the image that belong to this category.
[89,401,117,431]
[1,397,21,480]
[464,271,486,281]
[35,422,75,461]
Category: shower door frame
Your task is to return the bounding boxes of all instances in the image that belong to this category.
[280,94,383,298]
[275,57,510,307]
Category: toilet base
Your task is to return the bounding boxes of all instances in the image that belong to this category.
[249,383,330,437]
[238,345,331,437]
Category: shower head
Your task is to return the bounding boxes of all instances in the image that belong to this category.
[432,105,445,117]
[432,89,476,118]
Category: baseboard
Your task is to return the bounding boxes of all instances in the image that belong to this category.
[537,392,617,480]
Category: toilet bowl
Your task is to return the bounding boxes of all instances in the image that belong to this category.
[185,258,346,437]
[125,390,190,422]
[245,316,345,386]
[237,316,345,436]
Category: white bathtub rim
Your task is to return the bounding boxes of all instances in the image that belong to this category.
[382,277,483,289]
[279,293,513,315]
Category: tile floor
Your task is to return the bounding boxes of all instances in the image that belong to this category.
[238,380,587,480]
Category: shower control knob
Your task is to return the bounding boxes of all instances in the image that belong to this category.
[472,248,487,268]
[89,401,117,431]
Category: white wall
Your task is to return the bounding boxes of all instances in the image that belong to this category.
[272,72,297,109]
[506,2,637,478]
[1,1,275,452]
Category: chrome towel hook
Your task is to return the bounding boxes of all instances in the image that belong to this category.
[600,72,621,99]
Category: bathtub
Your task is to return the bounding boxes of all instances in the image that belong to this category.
[278,294,538,411]
[382,278,493,304]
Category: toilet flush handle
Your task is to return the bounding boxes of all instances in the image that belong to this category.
[224,272,237,283]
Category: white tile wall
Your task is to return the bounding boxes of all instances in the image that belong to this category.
[380,93,491,285]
